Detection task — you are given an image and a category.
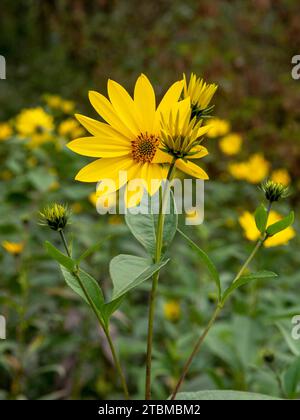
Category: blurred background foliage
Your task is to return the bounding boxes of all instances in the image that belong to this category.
[0,0,300,400]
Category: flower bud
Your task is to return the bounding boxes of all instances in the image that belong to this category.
[261,180,289,202]
[39,203,70,231]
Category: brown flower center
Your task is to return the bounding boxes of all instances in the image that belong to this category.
[131,133,159,163]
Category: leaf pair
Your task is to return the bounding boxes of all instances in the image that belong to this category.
[255,204,294,236]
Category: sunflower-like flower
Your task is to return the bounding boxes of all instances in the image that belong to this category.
[67,74,184,205]
[183,73,218,119]
[157,98,210,179]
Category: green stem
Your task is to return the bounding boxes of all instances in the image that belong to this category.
[59,229,129,399]
[170,305,221,400]
[104,327,130,400]
[170,202,273,400]
[145,159,177,400]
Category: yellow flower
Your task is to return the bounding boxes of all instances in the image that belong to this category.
[206,118,230,138]
[16,107,54,146]
[229,154,270,184]
[44,94,63,109]
[183,73,217,117]
[44,95,75,114]
[67,74,185,207]
[89,191,117,211]
[163,300,181,322]
[158,98,210,179]
[239,210,296,247]
[61,100,75,114]
[2,241,24,255]
[0,122,13,140]
[71,202,83,213]
[219,133,242,155]
[228,162,249,180]
[58,119,85,139]
[0,170,13,180]
[271,169,291,186]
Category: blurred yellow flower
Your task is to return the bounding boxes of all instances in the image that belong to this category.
[44,95,75,114]
[109,215,123,225]
[58,119,85,139]
[219,133,242,155]
[183,73,217,116]
[228,162,249,180]
[44,94,63,109]
[229,154,270,184]
[27,156,38,167]
[163,300,181,322]
[206,118,230,138]
[48,181,60,191]
[71,202,83,213]
[271,169,291,186]
[0,122,12,140]
[239,210,296,247]
[16,107,54,146]
[2,241,24,255]
[0,170,13,180]
[61,100,75,114]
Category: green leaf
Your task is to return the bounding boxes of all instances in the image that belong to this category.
[45,241,75,272]
[177,228,221,301]
[283,357,300,398]
[60,267,105,319]
[110,254,169,300]
[125,191,177,257]
[276,322,300,357]
[266,211,294,237]
[254,204,268,233]
[173,390,281,400]
[222,270,277,303]
[102,296,124,328]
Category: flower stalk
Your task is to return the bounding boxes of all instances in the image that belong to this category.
[170,203,273,400]
[145,159,177,400]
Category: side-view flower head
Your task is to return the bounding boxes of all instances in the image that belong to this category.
[183,73,218,119]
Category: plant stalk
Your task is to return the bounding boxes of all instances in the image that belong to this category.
[170,203,272,399]
[145,159,177,400]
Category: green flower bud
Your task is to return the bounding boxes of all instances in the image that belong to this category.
[39,203,70,231]
[261,180,289,202]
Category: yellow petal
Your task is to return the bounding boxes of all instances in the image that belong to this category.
[152,148,172,164]
[141,163,163,196]
[67,136,131,158]
[88,91,133,139]
[75,114,130,142]
[175,159,209,179]
[134,74,156,133]
[155,80,183,132]
[96,163,141,195]
[124,178,145,208]
[188,146,209,159]
[107,79,142,136]
[75,156,132,182]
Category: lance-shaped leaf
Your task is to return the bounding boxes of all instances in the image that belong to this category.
[177,228,221,301]
[266,211,294,237]
[254,204,268,233]
[221,270,277,304]
[45,241,76,272]
[110,254,169,300]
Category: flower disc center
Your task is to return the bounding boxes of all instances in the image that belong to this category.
[131,133,159,163]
